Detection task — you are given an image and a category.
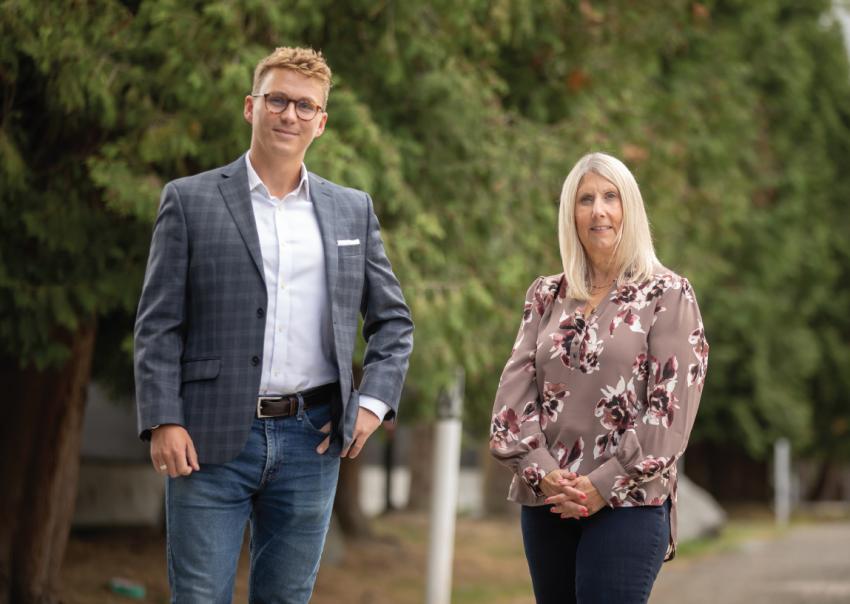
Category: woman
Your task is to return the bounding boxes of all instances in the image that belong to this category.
[490,152,708,604]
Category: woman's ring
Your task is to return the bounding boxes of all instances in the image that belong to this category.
[159,464,168,471]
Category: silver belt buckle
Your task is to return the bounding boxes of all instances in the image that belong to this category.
[257,396,280,419]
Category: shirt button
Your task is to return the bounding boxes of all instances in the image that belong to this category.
[251,356,260,366]
[256,308,265,318]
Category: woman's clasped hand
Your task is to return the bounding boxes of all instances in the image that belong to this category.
[540,470,606,519]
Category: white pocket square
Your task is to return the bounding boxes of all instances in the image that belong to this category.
[337,239,360,247]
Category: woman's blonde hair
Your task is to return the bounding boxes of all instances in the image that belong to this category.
[557,152,658,300]
[252,47,332,106]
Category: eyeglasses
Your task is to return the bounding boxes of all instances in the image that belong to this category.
[252,92,324,121]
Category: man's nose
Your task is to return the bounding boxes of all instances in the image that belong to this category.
[279,101,298,121]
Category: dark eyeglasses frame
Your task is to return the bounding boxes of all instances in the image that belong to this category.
[251,93,325,121]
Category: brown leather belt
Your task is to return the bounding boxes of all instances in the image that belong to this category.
[256,382,339,419]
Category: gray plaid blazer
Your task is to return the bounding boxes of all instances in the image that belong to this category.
[134,154,414,464]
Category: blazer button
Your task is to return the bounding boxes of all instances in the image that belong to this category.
[257,307,265,318]
[251,356,260,366]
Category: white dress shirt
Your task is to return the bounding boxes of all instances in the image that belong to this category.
[246,154,389,420]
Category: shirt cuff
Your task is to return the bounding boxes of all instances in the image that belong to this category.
[358,395,391,421]
[518,447,561,497]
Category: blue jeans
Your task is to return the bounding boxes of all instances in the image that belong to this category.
[521,500,670,604]
[165,400,340,604]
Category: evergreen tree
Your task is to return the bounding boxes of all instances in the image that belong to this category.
[2,1,850,599]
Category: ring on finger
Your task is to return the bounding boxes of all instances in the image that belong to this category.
[159,464,167,471]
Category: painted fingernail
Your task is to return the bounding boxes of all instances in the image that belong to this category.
[582,509,589,516]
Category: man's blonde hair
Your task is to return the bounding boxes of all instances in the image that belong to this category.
[558,152,659,301]
[252,47,332,106]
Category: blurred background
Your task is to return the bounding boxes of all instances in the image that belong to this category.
[2,1,850,603]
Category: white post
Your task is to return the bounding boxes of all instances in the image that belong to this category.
[774,438,791,527]
[425,369,464,604]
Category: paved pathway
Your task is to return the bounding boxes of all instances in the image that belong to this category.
[651,522,850,603]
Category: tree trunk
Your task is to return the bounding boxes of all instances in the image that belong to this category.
[331,361,373,540]
[807,458,843,501]
[481,443,517,517]
[405,422,434,512]
[0,322,96,604]
[333,455,372,539]
[383,423,396,513]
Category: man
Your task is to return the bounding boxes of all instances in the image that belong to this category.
[134,47,413,603]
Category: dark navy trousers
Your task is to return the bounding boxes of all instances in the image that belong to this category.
[521,500,670,604]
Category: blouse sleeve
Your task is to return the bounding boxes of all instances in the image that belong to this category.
[489,276,561,497]
[587,278,709,506]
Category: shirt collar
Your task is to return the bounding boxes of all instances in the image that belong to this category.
[245,152,311,201]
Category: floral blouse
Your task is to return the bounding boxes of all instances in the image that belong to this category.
[490,268,708,559]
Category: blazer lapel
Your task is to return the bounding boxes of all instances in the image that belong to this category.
[219,155,265,283]
[309,173,338,304]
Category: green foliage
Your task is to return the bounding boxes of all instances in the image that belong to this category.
[2,0,849,460]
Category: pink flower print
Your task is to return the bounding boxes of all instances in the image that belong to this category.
[688,323,709,388]
[522,463,547,496]
[554,437,585,473]
[609,308,644,335]
[595,377,638,432]
[644,356,678,428]
[490,406,521,449]
[540,381,569,429]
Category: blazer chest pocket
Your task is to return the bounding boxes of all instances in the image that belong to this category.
[181,358,221,383]
[337,238,362,257]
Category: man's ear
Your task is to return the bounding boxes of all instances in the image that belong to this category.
[243,95,254,125]
[313,112,328,139]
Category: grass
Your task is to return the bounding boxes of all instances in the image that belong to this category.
[64,505,834,604]
[674,503,850,559]
[674,520,784,558]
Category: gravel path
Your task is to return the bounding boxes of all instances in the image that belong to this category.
[651,522,850,604]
